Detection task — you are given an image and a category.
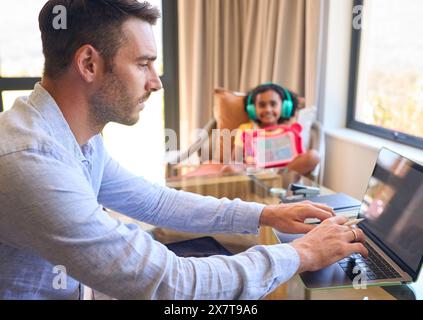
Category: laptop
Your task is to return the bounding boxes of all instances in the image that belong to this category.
[278,147,423,289]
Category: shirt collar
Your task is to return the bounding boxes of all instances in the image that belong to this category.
[28,83,89,162]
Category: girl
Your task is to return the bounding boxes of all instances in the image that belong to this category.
[182,83,319,178]
[232,83,319,176]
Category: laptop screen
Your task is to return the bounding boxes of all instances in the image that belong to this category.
[358,148,423,277]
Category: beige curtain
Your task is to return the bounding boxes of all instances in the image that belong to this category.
[178,0,323,150]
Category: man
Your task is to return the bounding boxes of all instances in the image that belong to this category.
[0,0,367,299]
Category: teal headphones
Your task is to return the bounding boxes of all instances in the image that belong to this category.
[246,83,294,121]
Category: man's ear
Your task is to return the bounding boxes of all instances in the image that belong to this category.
[73,44,102,83]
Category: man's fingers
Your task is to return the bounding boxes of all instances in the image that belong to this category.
[346,242,369,258]
[303,201,335,216]
[341,227,366,243]
[322,215,348,225]
[351,227,366,243]
[294,222,315,233]
[301,206,334,222]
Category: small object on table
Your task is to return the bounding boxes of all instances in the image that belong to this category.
[280,183,320,202]
[269,187,287,198]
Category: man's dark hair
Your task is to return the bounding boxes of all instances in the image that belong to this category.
[39,0,161,79]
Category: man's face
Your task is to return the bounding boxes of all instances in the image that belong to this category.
[89,18,162,126]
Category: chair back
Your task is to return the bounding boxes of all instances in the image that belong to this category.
[210,88,249,163]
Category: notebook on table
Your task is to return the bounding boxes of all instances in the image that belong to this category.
[304,193,362,223]
[165,236,233,258]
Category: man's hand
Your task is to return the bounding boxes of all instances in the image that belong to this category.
[290,216,369,273]
[259,201,335,234]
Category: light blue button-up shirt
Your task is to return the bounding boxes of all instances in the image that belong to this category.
[0,83,300,299]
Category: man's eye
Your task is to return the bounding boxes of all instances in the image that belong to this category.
[138,64,148,69]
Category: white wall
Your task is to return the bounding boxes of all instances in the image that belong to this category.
[324,128,423,199]
[318,0,353,129]
[324,133,377,199]
[319,0,368,199]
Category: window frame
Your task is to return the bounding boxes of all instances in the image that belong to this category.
[162,0,180,141]
[0,78,40,112]
[347,0,423,149]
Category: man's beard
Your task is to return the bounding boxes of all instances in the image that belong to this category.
[89,71,149,128]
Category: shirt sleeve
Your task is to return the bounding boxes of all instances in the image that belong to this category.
[98,151,264,235]
[0,149,300,299]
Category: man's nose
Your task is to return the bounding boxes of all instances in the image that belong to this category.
[146,68,163,92]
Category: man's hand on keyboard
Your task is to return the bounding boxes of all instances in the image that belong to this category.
[259,200,335,234]
[290,215,369,273]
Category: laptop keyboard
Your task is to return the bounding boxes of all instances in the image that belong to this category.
[337,242,402,281]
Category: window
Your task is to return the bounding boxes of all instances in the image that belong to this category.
[0,0,44,111]
[348,0,423,149]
